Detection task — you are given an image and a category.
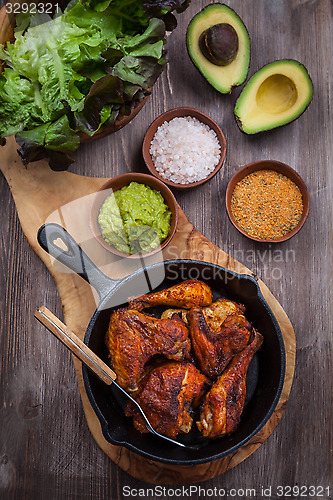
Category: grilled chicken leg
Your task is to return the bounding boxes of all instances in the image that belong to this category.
[197,330,263,439]
[188,305,252,379]
[125,361,209,438]
[129,280,213,310]
[105,308,191,391]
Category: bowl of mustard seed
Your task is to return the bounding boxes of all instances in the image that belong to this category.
[225,160,310,242]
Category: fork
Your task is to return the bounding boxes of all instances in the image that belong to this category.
[34,306,196,450]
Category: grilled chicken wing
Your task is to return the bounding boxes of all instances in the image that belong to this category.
[202,298,245,333]
[188,304,252,378]
[129,280,213,311]
[105,309,191,391]
[125,361,209,438]
[161,298,244,327]
[197,330,263,439]
[161,308,188,323]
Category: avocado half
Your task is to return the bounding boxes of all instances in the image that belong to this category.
[234,59,313,134]
[186,4,250,94]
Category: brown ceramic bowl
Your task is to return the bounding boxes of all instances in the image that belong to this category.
[225,160,310,243]
[90,173,178,258]
[142,107,227,189]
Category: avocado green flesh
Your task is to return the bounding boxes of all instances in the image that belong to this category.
[98,182,171,255]
[187,4,250,93]
[234,60,313,134]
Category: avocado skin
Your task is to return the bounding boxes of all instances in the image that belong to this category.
[186,4,250,94]
[234,59,314,134]
[234,102,313,135]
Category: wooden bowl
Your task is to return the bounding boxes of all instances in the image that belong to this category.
[142,107,227,189]
[90,173,179,259]
[225,160,310,243]
[0,3,149,141]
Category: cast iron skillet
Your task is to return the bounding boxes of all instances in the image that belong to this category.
[38,223,286,465]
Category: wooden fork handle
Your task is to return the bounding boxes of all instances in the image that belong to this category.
[34,306,116,386]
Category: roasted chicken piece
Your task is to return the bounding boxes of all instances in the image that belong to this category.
[105,308,191,391]
[197,330,263,439]
[188,304,252,378]
[125,361,209,438]
[129,280,213,311]
[161,298,244,327]
[161,308,188,323]
[202,298,245,333]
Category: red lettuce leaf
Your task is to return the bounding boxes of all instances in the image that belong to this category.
[74,75,124,134]
[16,115,79,170]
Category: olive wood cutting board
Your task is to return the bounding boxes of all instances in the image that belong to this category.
[0,136,296,484]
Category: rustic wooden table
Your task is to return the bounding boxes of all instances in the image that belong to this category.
[0,0,332,498]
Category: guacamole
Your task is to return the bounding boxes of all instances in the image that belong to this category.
[98,182,172,255]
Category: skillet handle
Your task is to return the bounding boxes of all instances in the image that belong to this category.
[34,306,117,385]
[37,223,117,301]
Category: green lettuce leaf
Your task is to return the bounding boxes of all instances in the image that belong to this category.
[112,55,166,88]
[120,18,166,49]
[0,68,42,136]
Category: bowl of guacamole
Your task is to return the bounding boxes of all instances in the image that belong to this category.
[91,173,178,258]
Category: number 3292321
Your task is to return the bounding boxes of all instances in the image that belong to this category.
[5,2,59,14]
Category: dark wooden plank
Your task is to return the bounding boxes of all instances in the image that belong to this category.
[0,0,332,498]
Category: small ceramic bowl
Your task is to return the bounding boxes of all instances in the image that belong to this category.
[90,173,178,258]
[225,160,310,243]
[142,107,227,189]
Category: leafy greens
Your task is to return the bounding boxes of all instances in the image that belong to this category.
[0,0,189,169]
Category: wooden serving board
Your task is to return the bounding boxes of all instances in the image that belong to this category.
[1,136,296,484]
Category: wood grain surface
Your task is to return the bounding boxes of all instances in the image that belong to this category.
[0,134,296,484]
[0,0,332,499]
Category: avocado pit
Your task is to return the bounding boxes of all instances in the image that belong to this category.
[199,23,239,66]
[256,74,298,114]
